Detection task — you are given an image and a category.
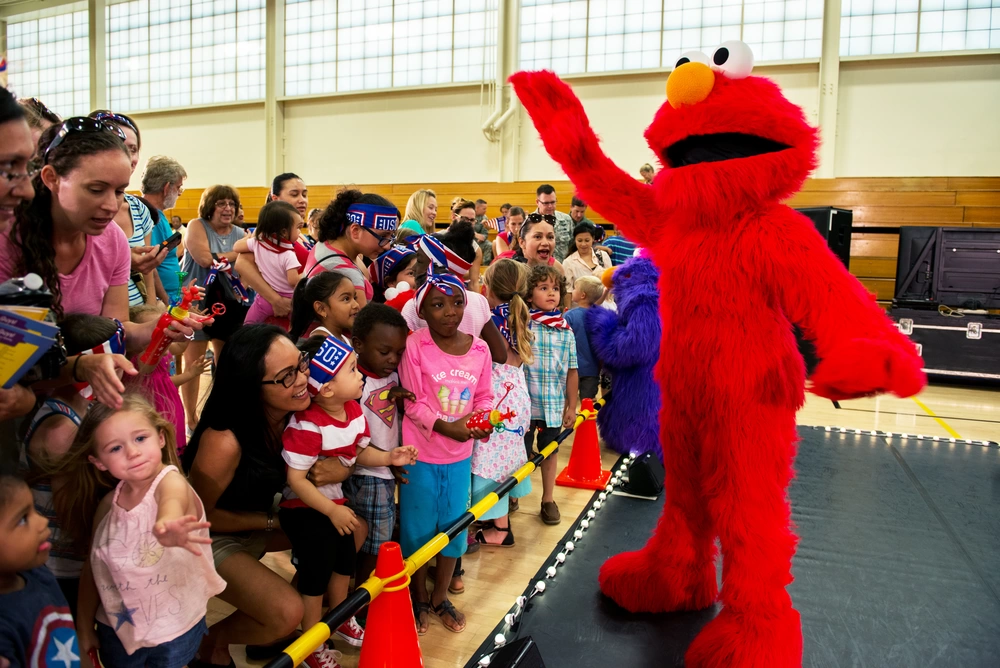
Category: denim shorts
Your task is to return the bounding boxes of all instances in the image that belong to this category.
[96,617,207,668]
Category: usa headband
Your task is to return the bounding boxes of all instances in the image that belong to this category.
[308,335,354,396]
[346,203,399,231]
[417,234,473,276]
[415,271,467,314]
[369,245,416,289]
[76,319,126,399]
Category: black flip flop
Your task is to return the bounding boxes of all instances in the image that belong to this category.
[432,599,466,634]
[413,600,433,636]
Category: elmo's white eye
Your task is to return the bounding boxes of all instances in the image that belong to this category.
[710,40,754,79]
[674,51,710,69]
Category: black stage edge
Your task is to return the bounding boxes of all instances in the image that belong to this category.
[467,430,1000,668]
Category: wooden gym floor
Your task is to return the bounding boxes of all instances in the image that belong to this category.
[208,380,998,668]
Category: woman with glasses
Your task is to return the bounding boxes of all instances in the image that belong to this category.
[179,185,247,431]
[90,110,164,307]
[182,325,355,668]
[0,116,206,409]
[304,188,399,309]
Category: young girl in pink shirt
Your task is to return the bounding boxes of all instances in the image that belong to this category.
[398,272,493,635]
[235,201,303,330]
[73,394,225,668]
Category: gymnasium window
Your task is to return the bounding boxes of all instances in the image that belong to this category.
[106,0,266,112]
[283,0,498,97]
[520,0,825,76]
[840,0,1000,56]
[4,4,91,118]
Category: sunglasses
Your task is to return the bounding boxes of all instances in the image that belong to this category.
[360,225,394,248]
[261,351,311,388]
[526,213,557,224]
[43,117,128,163]
[91,111,139,136]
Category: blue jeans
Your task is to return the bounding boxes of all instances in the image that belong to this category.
[96,617,207,668]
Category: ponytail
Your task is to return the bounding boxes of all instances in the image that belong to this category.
[289,270,351,340]
[508,292,534,365]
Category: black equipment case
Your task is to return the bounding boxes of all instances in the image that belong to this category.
[890,307,1000,381]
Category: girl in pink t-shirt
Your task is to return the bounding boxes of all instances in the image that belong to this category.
[235,201,302,330]
[74,394,225,668]
[398,273,493,634]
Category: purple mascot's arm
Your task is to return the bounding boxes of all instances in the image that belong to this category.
[510,71,661,250]
[766,206,926,401]
[587,300,660,370]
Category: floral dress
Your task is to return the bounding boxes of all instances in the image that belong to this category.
[472,362,532,485]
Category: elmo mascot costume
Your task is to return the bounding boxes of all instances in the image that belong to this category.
[586,256,662,459]
[511,40,926,667]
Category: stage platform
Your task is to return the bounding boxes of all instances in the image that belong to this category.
[469,428,1000,668]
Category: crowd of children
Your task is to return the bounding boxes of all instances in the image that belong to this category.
[1,93,623,668]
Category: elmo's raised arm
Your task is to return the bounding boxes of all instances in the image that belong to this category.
[510,71,661,248]
[765,207,925,401]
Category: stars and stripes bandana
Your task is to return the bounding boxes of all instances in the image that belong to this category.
[76,319,126,399]
[369,245,416,289]
[346,203,399,231]
[491,303,517,350]
[414,271,467,315]
[207,256,251,303]
[257,235,295,253]
[308,335,354,396]
[529,309,571,330]
[416,234,473,277]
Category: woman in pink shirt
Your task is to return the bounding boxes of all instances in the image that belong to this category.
[398,274,493,635]
[0,118,207,408]
[304,189,399,308]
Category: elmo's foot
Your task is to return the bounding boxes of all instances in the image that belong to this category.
[685,606,802,668]
[598,548,716,613]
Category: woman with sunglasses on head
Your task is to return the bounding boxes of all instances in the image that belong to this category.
[0,117,207,409]
[181,325,355,668]
[304,188,399,310]
[179,185,247,432]
[90,111,165,307]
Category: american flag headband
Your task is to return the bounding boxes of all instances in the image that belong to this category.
[75,319,126,399]
[370,245,416,289]
[346,203,399,231]
[308,335,353,396]
[415,271,466,314]
[417,235,472,276]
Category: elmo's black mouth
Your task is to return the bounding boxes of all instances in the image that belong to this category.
[665,133,790,168]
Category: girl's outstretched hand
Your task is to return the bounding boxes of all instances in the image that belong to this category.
[388,385,416,402]
[153,515,212,555]
[389,445,419,467]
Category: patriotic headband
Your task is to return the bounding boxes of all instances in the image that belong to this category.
[369,245,416,289]
[415,272,467,315]
[76,319,126,399]
[308,335,354,396]
[346,203,399,231]
[417,235,472,276]
[491,303,516,350]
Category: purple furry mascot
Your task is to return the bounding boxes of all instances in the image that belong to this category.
[586,255,662,459]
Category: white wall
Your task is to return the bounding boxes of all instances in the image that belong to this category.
[125,55,1000,189]
[835,55,1000,177]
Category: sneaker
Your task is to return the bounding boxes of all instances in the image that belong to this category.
[303,647,343,668]
[335,616,365,647]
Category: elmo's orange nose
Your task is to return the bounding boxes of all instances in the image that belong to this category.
[666,62,715,109]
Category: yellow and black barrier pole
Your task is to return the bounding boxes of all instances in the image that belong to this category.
[265,396,608,668]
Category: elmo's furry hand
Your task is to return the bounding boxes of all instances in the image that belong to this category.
[810,338,926,401]
[510,70,594,165]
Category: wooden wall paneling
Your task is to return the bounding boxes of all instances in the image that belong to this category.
[956,192,1000,206]
[786,190,958,208]
[964,207,1000,223]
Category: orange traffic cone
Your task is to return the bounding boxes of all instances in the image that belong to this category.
[556,398,612,490]
[358,542,423,668]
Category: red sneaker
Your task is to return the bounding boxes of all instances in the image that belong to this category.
[335,616,365,647]
[302,647,342,668]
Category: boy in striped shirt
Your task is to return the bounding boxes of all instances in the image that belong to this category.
[281,335,417,667]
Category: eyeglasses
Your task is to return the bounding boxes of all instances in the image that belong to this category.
[262,351,311,388]
[43,118,128,163]
[537,198,557,206]
[526,213,557,224]
[215,200,236,210]
[457,216,476,225]
[360,225,394,248]
[0,167,39,184]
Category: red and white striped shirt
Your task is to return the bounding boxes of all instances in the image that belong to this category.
[281,401,371,509]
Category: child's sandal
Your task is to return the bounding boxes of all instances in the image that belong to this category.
[475,526,515,548]
[432,599,466,633]
[413,601,432,636]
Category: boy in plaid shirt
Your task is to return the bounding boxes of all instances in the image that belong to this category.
[523,265,579,525]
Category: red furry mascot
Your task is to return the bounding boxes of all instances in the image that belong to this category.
[511,40,926,667]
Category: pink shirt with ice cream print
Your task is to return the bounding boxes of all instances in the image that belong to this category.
[399,327,494,464]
